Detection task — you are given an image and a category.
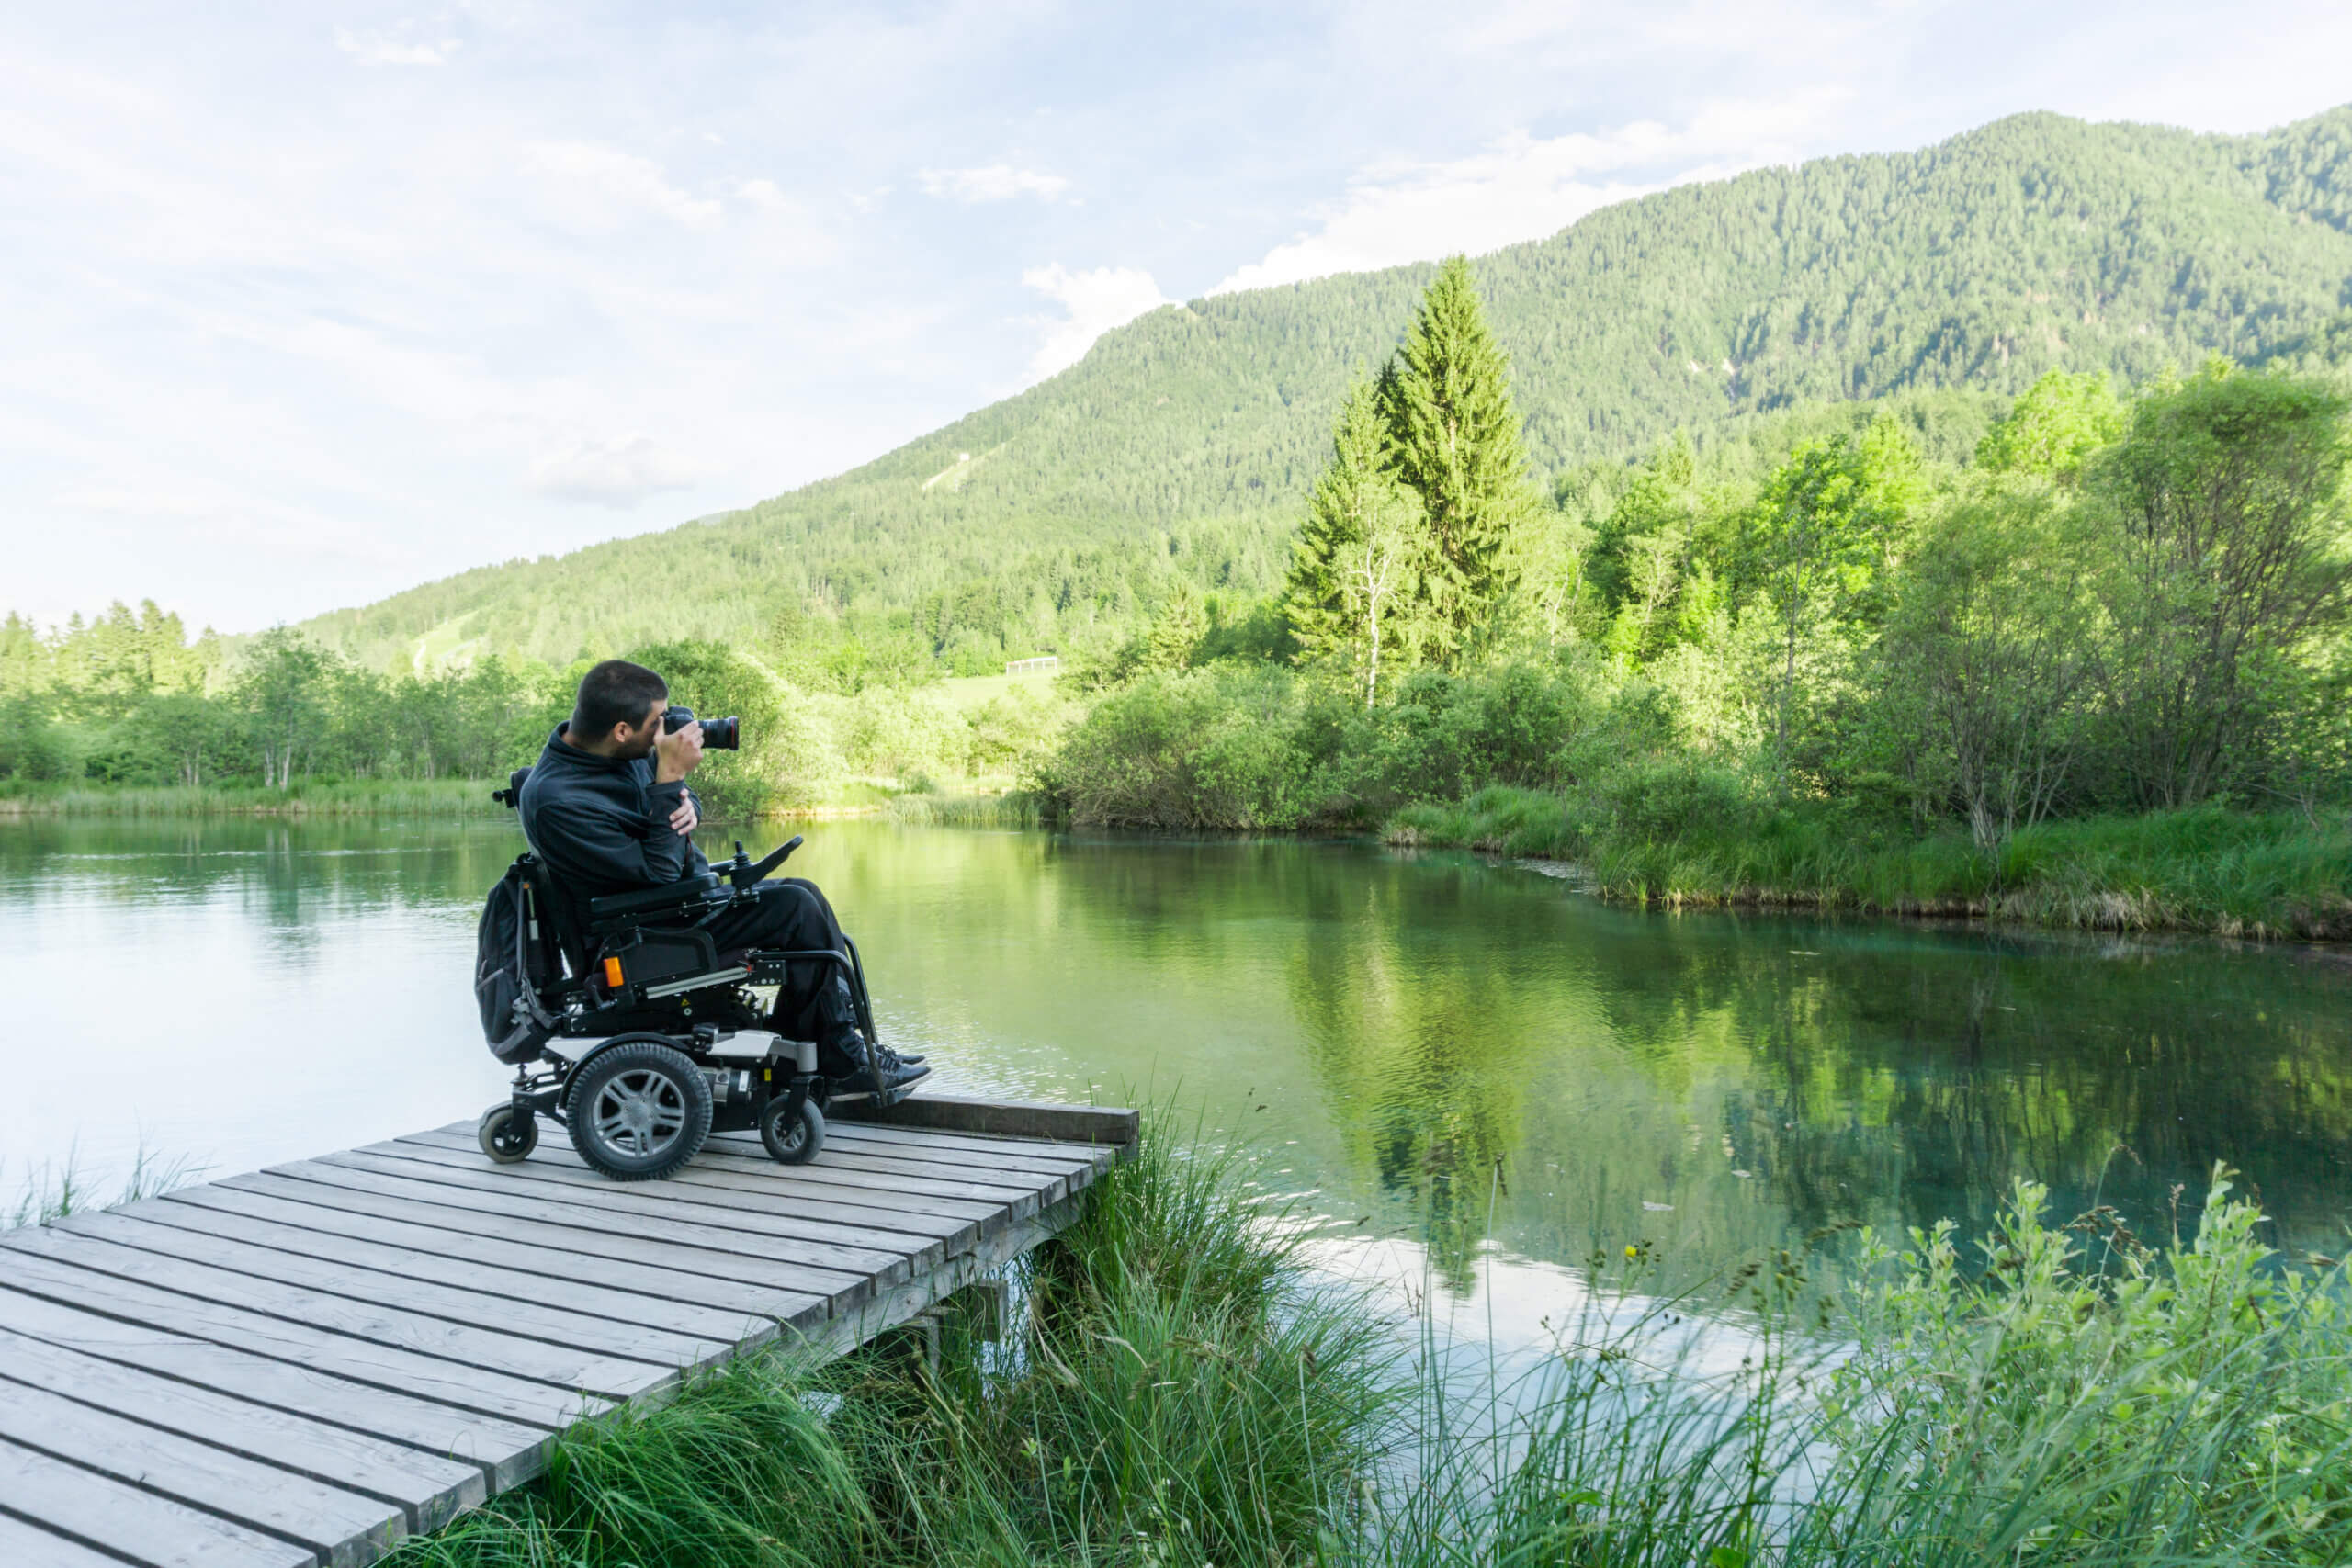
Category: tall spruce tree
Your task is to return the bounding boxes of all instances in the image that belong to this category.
[1283,375,1426,700]
[1380,256,1541,657]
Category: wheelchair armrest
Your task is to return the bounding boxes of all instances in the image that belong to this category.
[586,873,725,926]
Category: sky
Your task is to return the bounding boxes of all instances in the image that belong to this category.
[5,2,2349,635]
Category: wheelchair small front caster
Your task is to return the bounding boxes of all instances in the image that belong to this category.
[760,1095,825,1165]
[478,1102,538,1163]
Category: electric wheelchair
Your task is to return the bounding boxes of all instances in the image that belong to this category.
[476,830,910,1182]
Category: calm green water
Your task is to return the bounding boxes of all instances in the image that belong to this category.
[6,817,2349,1337]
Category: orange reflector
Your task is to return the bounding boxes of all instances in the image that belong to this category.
[603,956,625,987]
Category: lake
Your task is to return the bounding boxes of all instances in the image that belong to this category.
[6,816,2348,1346]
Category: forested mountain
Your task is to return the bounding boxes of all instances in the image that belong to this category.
[301,106,2352,674]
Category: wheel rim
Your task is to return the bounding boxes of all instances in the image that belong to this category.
[593,1068,687,1157]
[771,1110,807,1154]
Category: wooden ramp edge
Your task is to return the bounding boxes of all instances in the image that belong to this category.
[0,1097,1134,1568]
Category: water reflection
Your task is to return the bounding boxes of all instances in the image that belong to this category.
[5,818,2348,1320]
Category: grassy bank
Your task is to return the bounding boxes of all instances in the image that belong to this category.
[1390,787,2352,940]
[0,775,1050,826]
[383,1113,2352,1566]
[0,777,507,818]
[880,788,1046,828]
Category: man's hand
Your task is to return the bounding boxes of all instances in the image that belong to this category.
[653,717,705,784]
[669,793,699,836]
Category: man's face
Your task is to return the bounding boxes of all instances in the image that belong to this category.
[609,699,666,760]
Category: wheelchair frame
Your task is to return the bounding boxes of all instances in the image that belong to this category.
[480,835,909,1180]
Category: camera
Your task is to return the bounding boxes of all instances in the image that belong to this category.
[662,705,741,750]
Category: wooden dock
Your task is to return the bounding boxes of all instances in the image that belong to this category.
[0,1095,1136,1568]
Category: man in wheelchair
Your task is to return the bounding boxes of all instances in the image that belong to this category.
[475,659,927,1179]
[523,659,929,1099]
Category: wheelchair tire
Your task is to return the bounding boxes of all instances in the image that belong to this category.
[760,1095,825,1165]
[565,1039,712,1181]
[477,1103,538,1164]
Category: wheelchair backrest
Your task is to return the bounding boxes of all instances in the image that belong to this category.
[514,853,594,982]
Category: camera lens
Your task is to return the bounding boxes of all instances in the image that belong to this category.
[700,716,741,750]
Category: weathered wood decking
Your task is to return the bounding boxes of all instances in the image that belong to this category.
[0,1095,1136,1568]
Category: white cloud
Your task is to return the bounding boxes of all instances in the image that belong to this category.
[334,28,458,67]
[518,141,723,232]
[529,434,701,508]
[1020,264,1170,383]
[921,164,1070,203]
[1211,96,1841,294]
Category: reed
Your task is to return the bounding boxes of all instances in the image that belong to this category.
[880,790,1049,828]
[4,1145,210,1230]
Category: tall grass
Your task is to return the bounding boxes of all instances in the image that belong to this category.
[1392,786,2352,939]
[5,1145,211,1230]
[390,1125,2352,1567]
[0,777,504,818]
[880,790,1048,829]
[1362,1171,2352,1566]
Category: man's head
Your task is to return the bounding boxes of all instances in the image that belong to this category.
[569,660,668,758]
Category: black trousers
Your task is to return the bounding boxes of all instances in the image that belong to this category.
[699,878,861,1066]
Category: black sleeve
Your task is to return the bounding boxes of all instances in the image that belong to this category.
[535,782,695,889]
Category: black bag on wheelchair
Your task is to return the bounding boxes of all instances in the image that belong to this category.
[475,854,561,1064]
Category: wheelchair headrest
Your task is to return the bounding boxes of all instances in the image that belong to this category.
[492,765,530,810]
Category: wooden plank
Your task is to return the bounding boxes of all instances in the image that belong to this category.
[0,1227,675,1401]
[0,1100,1133,1568]
[0,1436,314,1568]
[131,1193,775,1347]
[352,1140,957,1270]
[210,1173,831,1319]
[817,1117,1113,1163]
[287,1156,903,1295]
[0,1325,485,1532]
[54,1210,727,1368]
[0,1510,130,1568]
[513,1135,1061,1213]
[550,1134,1019,1224]
[0,1258,604,1431]
[833,1094,1138,1146]
[709,1142,1070,1201]
[0,1286,550,1490]
[0,1379,404,1567]
[742,1128,1111,1190]
[820,1121,1114,1173]
[419,1115,1109,1176]
[393,1129,992,1252]
[687,1135,1071,1210]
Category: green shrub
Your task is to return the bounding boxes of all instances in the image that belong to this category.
[1046,665,1335,829]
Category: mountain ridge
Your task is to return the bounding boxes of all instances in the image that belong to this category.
[300,105,2352,672]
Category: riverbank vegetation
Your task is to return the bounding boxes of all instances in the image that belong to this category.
[1034,260,2352,936]
[383,1115,2352,1565]
[0,611,1070,817]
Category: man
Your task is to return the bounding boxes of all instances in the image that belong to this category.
[518,658,925,1096]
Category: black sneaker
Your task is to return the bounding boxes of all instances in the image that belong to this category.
[838,1033,930,1095]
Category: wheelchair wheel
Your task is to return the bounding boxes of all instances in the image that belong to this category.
[760,1095,825,1165]
[477,1103,537,1164]
[565,1040,712,1181]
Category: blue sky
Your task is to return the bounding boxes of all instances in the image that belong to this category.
[6,1,2349,634]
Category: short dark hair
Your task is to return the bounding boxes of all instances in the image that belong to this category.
[572,660,667,740]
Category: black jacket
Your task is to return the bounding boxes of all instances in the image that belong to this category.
[517,726,707,916]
